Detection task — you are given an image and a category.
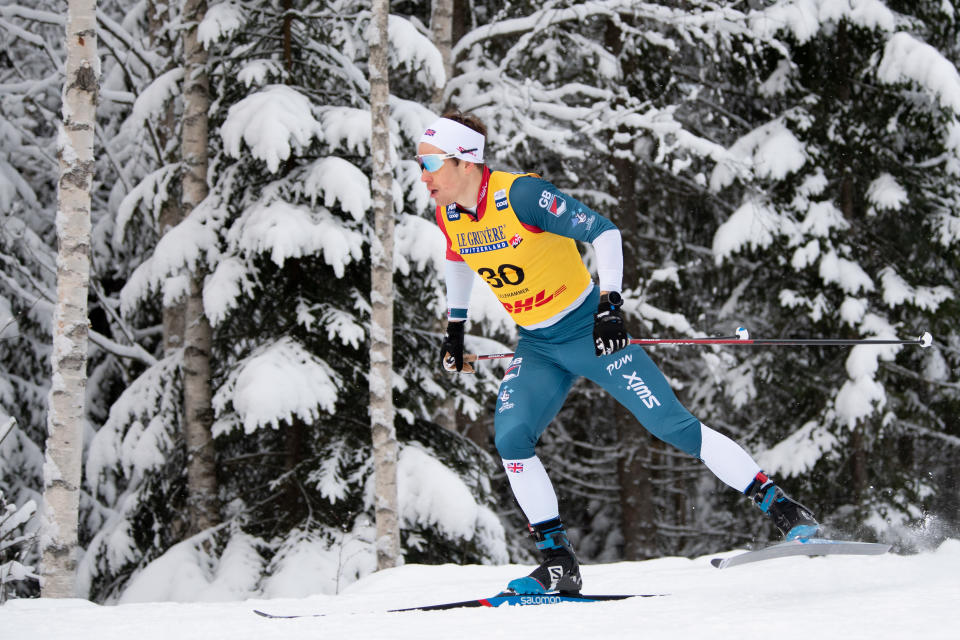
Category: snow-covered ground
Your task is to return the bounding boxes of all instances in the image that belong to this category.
[4,539,958,640]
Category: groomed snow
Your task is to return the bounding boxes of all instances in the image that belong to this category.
[4,539,957,640]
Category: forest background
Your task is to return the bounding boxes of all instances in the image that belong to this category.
[1,0,958,604]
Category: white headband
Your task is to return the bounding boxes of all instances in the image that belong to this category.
[419,117,485,163]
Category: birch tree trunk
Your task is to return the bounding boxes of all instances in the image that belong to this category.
[42,0,98,598]
[369,0,401,570]
[181,0,218,534]
[428,0,461,435]
[429,0,453,112]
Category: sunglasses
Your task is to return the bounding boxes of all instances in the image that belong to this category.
[416,148,477,172]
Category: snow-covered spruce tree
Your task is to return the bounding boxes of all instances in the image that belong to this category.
[83,1,509,601]
[707,2,960,546]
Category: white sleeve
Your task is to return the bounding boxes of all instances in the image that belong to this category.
[591,228,623,292]
[444,259,474,319]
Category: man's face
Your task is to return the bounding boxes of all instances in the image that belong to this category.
[417,142,471,207]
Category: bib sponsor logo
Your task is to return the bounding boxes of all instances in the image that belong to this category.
[622,371,662,409]
[456,225,508,254]
[494,189,508,210]
[500,285,567,315]
[510,233,523,248]
[539,190,567,217]
[446,204,460,221]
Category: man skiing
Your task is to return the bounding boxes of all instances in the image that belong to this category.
[419,112,819,595]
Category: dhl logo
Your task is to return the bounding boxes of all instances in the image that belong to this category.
[501,285,567,314]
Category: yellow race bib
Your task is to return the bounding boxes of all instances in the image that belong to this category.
[442,172,592,326]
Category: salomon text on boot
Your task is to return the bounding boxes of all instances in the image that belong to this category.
[746,472,820,540]
[507,518,583,595]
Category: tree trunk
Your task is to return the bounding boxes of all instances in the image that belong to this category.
[42,0,98,598]
[615,403,657,560]
[429,0,453,112]
[181,0,218,534]
[603,17,659,560]
[369,0,401,570]
[147,0,186,355]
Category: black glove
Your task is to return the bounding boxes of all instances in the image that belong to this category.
[439,321,465,372]
[594,291,629,356]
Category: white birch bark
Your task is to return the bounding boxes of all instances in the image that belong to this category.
[181,0,217,533]
[369,0,401,570]
[42,0,98,598]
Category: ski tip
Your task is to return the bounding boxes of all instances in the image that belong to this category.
[736,327,750,340]
[919,331,933,348]
[710,557,728,569]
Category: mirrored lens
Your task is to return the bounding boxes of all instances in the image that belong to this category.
[418,154,446,172]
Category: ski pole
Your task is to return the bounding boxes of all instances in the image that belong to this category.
[462,330,932,362]
[462,330,748,363]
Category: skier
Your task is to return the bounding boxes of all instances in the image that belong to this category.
[419,112,819,595]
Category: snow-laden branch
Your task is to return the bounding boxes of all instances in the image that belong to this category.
[96,9,165,79]
[0,5,63,25]
[0,9,64,69]
[454,0,639,57]
[88,330,158,367]
[452,0,751,58]
[878,32,960,115]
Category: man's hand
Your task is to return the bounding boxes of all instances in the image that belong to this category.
[440,321,466,372]
[594,291,629,356]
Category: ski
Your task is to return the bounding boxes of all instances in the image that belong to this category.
[711,538,892,569]
[390,591,661,612]
[253,591,664,618]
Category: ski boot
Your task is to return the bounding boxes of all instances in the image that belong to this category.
[507,518,583,595]
[747,472,820,540]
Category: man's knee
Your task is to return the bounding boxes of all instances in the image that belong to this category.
[495,423,537,460]
[651,416,702,457]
